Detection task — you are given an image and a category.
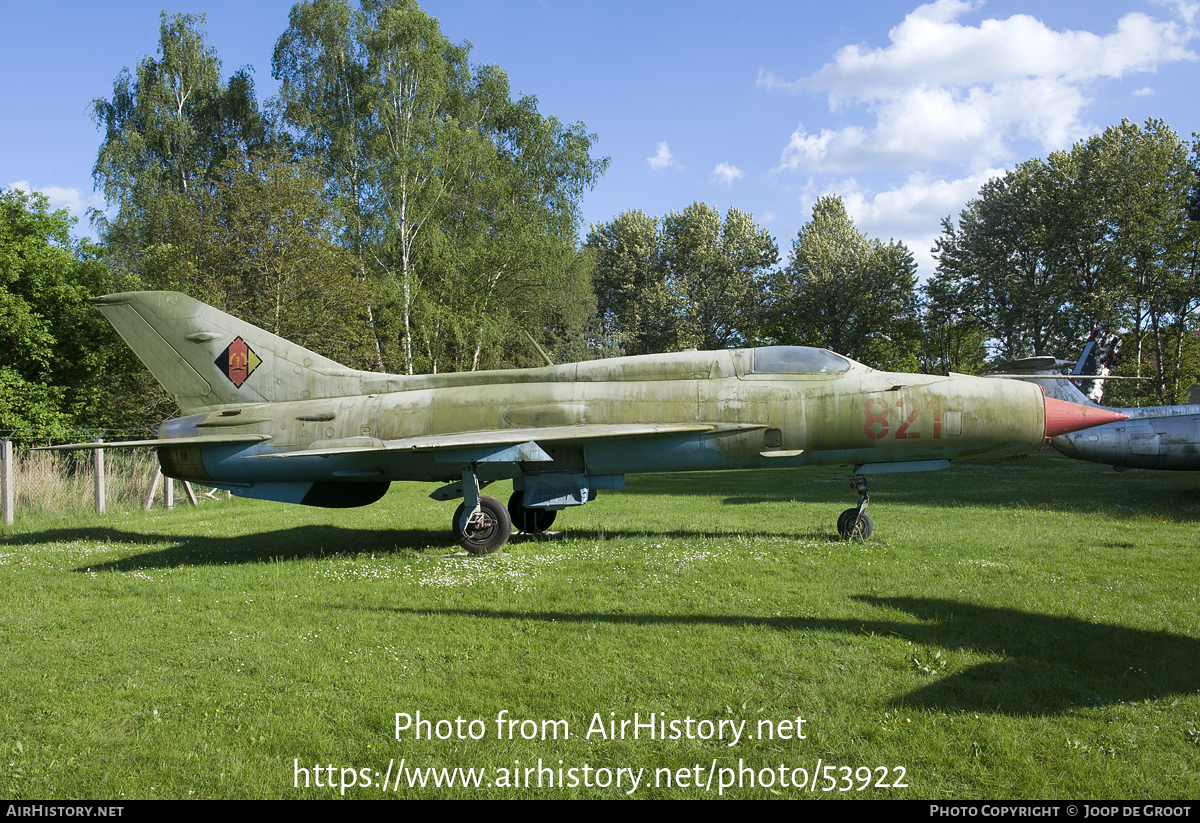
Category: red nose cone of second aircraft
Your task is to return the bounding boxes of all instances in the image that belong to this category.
[1043,397,1129,439]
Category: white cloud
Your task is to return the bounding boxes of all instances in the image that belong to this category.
[647,142,678,170]
[711,162,745,186]
[764,0,1197,173]
[790,169,1005,278]
[7,180,106,228]
[844,170,999,234]
[1154,0,1199,26]
[1133,85,1155,95]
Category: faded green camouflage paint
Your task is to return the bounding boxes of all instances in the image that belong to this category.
[91,292,1048,488]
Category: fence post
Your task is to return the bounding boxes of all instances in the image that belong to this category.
[144,467,161,511]
[93,439,105,515]
[164,475,174,509]
[1,438,12,525]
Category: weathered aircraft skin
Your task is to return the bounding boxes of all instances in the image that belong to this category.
[53,292,1125,551]
[1003,342,1200,471]
[1054,405,1200,470]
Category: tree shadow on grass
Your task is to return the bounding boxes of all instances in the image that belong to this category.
[849,595,1200,715]
[563,528,843,543]
[0,525,447,572]
[378,596,1200,716]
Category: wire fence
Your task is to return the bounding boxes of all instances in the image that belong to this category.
[0,430,227,525]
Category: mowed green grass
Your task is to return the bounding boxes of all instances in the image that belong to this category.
[1,453,1198,799]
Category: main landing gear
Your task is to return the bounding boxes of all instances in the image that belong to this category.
[453,495,511,555]
[441,468,569,554]
[837,474,873,541]
[438,468,513,555]
[507,490,557,535]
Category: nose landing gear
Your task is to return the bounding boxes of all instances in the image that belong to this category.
[837,474,873,541]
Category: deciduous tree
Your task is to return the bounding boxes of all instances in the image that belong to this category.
[125,152,379,370]
[931,118,1199,404]
[768,196,918,370]
[587,205,777,355]
[93,12,271,254]
[661,203,777,351]
[273,0,606,374]
[1094,119,1198,405]
[0,189,143,431]
[586,210,676,357]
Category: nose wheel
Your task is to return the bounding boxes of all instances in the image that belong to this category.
[837,474,873,541]
[837,507,873,540]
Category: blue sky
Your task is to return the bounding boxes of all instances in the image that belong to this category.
[3,0,1197,277]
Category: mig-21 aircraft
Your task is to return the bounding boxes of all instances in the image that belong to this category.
[46,292,1126,551]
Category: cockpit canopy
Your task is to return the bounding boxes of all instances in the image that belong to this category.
[750,346,851,374]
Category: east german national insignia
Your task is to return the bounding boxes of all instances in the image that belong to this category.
[215,336,262,388]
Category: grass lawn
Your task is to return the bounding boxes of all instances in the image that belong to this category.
[1,452,1197,798]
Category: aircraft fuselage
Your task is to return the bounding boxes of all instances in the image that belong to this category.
[157,348,1049,495]
[1052,404,1200,470]
[63,292,1124,549]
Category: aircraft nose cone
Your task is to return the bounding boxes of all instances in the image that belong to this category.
[1043,397,1128,438]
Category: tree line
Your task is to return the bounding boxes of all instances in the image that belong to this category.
[588,118,1200,409]
[2,1,1198,433]
[587,197,921,373]
[927,119,1200,406]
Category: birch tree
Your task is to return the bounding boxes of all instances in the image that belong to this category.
[274,0,606,374]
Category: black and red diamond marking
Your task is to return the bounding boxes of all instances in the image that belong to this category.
[215,336,261,388]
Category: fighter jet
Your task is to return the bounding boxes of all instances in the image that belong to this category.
[999,331,1200,471]
[47,292,1125,551]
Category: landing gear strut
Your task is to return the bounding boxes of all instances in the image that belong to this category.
[450,468,511,554]
[453,496,511,554]
[837,474,873,541]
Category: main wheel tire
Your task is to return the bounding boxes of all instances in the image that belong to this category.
[452,495,512,554]
[837,508,874,541]
[507,490,557,534]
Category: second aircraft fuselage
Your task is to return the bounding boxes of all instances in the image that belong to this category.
[1053,404,1200,470]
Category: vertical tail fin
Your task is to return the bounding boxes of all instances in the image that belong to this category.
[1070,330,1121,404]
[93,291,378,413]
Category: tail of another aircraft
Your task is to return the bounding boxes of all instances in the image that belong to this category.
[1070,330,1121,404]
[993,356,1093,405]
[994,330,1122,408]
[93,291,381,414]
